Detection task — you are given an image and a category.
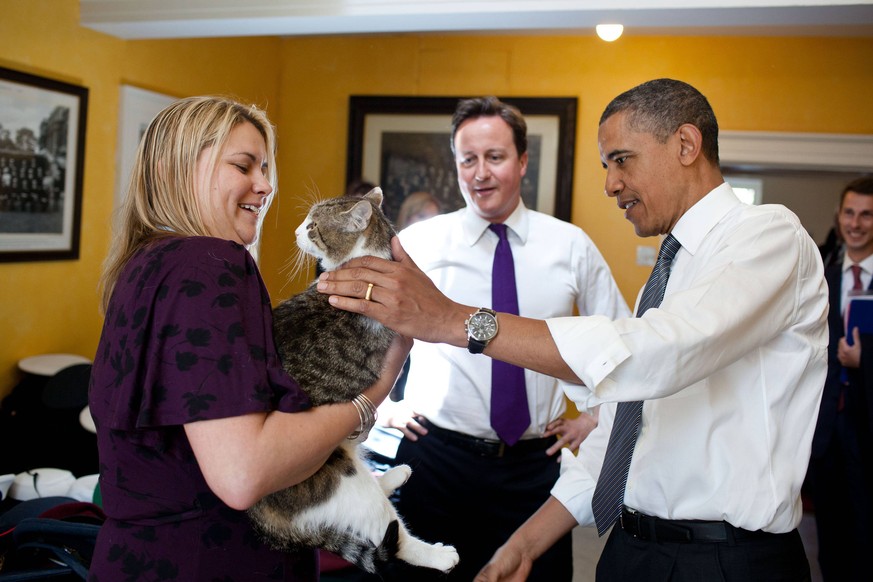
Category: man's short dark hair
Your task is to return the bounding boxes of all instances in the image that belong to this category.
[600,78,720,165]
[840,176,873,206]
[451,96,527,156]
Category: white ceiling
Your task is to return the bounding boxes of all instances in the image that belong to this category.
[80,0,873,40]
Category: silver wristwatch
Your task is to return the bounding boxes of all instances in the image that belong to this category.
[465,308,498,354]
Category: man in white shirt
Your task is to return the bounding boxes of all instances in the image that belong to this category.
[318,78,827,581]
[808,177,873,581]
[376,96,629,581]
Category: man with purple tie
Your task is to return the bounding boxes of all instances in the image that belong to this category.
[371,96,629,581]
[318,80,828,582]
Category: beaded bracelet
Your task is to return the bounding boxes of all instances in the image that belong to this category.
[348,393,378,440]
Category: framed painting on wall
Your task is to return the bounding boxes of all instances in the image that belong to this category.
[0,66,88,262]
[115,85,176,209]
[346,95,577,225]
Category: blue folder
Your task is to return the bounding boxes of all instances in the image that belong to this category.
[845,294,873,345]
[841,294,873,382]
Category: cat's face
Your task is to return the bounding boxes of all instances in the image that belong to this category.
[295,187,394,271]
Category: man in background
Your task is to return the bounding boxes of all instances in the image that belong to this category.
[376,96,629,581]
[808,176,873,581]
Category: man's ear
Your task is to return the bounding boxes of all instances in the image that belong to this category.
[518,150,529,177]
[676,123,703,167]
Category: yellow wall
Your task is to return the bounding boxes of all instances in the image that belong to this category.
[0,0,283,395]
[263,33,873,300]
[2,0,872,397]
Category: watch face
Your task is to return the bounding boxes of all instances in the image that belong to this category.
[469,312,498,342]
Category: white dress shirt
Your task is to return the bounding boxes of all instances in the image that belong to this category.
[548,183,828,533]
[396,201,630,440]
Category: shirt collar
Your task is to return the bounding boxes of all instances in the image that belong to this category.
[460,199,529,247]
[842,252,873,274]
[669,182,739,256]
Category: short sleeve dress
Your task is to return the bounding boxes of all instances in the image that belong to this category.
[88,236,315,582]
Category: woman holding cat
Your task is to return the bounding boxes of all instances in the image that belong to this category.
[88,95,411,581]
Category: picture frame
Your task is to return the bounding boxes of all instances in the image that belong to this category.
[346,95,577,224]
[115,85,175,209]
[0,66,88,262]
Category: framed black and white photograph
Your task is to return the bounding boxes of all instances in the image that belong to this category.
[0,66,88,262]
[346,95,577,224]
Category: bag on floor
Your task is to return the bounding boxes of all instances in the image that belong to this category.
[0,497,104,580]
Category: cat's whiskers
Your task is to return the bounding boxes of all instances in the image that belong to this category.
[297,183,325,212]
[277,247,316,294]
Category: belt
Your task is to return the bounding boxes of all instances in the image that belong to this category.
[422,420,555,458]
[619,507,776,544]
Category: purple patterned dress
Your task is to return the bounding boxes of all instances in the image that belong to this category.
[88,237,315,581]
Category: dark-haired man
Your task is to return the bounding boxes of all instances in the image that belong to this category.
[319,79,828,581]
[808,176,873,581]
[375,96,628,581]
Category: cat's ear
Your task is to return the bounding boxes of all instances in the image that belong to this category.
[364,187,384,207]
[343,200,373,232]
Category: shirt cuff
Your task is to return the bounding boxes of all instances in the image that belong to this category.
[551,448,597,527]
[546,315,631,400]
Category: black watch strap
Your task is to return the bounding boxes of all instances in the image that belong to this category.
[468,337,489,354]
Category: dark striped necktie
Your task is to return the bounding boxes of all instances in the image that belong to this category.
[591,233,681,535]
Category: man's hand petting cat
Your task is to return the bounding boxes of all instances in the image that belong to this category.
[317,237,471,347]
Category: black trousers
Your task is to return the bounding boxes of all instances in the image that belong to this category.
[597,522,811,581]
[381,426,572,581]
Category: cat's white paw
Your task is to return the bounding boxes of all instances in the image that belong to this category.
[397,533,460,573]
[425,543,460,573]
[377,464,412,493]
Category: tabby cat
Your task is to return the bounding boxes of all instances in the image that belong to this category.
[248,187,459,575]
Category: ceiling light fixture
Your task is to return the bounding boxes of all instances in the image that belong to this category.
[596,24,624,42]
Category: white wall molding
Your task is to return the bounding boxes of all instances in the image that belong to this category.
[720,130,873,172]
[79,0,873,39]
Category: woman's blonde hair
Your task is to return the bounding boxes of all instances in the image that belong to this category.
[99,95,277,313]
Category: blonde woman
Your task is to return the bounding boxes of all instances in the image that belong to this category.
[89,96,409,581]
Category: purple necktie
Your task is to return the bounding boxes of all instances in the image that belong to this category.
[489,223,530,445]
